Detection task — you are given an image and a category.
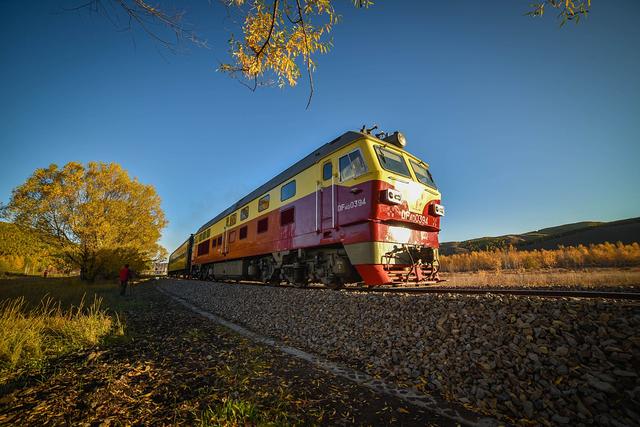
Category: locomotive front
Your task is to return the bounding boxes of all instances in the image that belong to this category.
[342,131,445,285]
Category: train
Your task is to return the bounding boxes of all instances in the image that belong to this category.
[167,128,444,288]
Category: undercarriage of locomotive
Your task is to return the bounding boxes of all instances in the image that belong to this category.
[192,246,359,289]
[191,244,440,287]
[381,244,441,284]
[249,246,359,289]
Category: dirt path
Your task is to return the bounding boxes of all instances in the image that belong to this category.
[0,281,452,426]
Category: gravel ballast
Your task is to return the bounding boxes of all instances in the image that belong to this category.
[159,279,640,425]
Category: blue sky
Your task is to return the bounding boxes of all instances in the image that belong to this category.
[1,1,639,253]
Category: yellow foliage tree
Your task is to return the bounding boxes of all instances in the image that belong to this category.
[3,162,167,281]
[218,0,371,108]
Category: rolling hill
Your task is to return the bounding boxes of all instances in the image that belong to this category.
[440,217,640,255]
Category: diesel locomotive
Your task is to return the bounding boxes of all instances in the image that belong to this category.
[167,128,444,288]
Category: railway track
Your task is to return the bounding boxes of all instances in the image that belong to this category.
[168,278,640,300]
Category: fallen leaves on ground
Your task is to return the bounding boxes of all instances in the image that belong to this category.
[0,283,449,426]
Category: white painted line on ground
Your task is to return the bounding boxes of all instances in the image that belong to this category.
[156,284,500,427]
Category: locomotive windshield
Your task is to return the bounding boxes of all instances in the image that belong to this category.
[374,146,411,177]
[339,149,368,181]
[410,160,437,189]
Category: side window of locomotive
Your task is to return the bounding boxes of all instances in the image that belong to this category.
[197,240,209,256]
[257,217,269,233]
[229,231,236,243]
[240,206,249,221]
[322,162,332,181]
[226,213,237,227]
[217,236,222,247]
[281,180,296,201]
[258,194,270,212]
[339,149,367,182]
[374,145,411,177]
[239,226,248,240]
[410,160,437,189]
[280,207,295,226]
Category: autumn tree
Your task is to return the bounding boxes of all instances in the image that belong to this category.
[71,1,591,107]
[2,162,167,281]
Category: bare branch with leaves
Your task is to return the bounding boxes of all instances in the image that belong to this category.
[67,0,594,107]
[66,0,206,52]
[526,0,591,26]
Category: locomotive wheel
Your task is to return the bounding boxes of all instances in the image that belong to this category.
[263,268,281,286]
[324,278,343,290]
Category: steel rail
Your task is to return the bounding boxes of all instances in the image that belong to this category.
[341,286,640,300]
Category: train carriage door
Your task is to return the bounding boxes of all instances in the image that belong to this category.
[320,160,335,233]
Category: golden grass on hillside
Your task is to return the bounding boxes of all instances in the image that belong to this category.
[0,295,121,374]
[440,242,640,272]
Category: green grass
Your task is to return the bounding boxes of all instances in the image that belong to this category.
[194,344,308,426]
[199,398,259,426]
[0,275,146,378]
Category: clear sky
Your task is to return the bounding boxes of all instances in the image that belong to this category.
[1,1,639,253]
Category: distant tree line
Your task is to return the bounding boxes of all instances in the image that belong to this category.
[0,222,66,275]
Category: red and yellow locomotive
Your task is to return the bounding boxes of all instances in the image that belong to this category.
[168,129,444,287]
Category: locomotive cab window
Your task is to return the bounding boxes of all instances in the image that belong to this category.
[281,180,296,201]
[339,149,367,182]
[239,226,248,240]
[240,206,249,221]
[410,160,437,189]
[374,145,411,178]
[258,194,270,212]
[226,213,237,227]
[322,162,332,181]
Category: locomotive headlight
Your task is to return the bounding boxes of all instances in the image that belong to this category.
[390,226,411,243]
[381,188,403,205]
[431,203,445,216]
[383,131,407,148]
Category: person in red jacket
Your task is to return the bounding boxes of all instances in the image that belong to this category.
[119,264,132,296]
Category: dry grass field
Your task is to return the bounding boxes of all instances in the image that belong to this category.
[440,242,640,272]
[440,268,640,290]
[438,242,640,290]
